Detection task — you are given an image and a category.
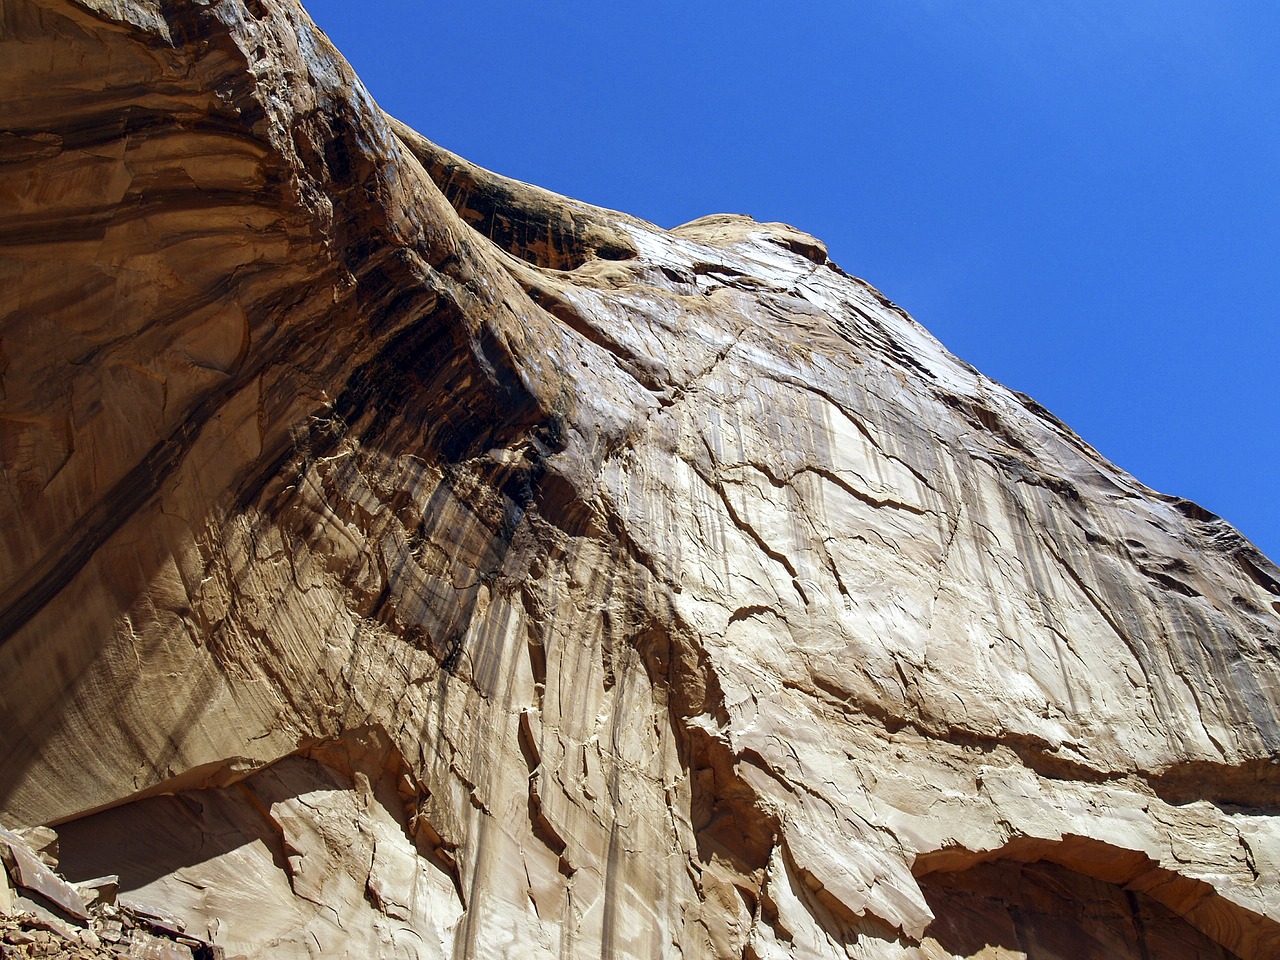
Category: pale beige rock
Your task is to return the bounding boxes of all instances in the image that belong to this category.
[0,860,13,918]
[0,830,87,922]
[70,877,117,910]
[2,1,1279,959]
[12,829,57,871]
[128,930,193,960]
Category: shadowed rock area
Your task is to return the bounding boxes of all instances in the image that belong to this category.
[2,1,1279,958]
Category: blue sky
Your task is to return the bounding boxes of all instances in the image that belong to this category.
[302,1,1278,560]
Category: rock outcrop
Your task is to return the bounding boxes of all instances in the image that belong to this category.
[2,2,1279,958]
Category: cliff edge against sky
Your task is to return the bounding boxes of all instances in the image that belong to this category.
[2,2,1279,958]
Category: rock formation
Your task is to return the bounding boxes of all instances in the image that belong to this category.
[2,1,1279,958]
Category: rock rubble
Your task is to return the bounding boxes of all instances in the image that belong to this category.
[1,829,221,959]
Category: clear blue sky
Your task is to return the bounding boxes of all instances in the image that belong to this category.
[302,1,1278,560]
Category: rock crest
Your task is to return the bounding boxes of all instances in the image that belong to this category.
[2,2,1278,958]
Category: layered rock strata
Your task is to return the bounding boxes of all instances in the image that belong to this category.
[2,1,1279,958]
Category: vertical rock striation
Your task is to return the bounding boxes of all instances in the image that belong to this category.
[2,2,1278,958]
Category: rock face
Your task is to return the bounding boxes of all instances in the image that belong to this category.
[2,2,1279,958]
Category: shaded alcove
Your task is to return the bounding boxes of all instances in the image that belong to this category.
[918,858,1242,960]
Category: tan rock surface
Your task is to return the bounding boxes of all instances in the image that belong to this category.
[2,1,1279,958]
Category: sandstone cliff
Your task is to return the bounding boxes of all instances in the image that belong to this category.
[2,2,1279,958]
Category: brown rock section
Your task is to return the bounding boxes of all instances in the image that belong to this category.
[1,825,219,959]
[2,1,1279,958]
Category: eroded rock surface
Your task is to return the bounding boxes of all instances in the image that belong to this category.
[2,2,1279,958]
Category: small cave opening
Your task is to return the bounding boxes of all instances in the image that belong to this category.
[912,835,1278,960]
[917,858,1242,960]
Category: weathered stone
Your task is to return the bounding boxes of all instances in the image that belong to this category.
[117,903,182,940]
[9,833,55,874]
[1,1,1279,959]
[0,835,87,923]
[0,864,13,918]
[70,878,116,910]
[7,903,77,942]
[128,931,192,960]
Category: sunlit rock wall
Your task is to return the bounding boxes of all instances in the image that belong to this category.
[2,2,1279,958]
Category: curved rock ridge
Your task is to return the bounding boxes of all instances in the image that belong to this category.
[1,1,1278,958]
